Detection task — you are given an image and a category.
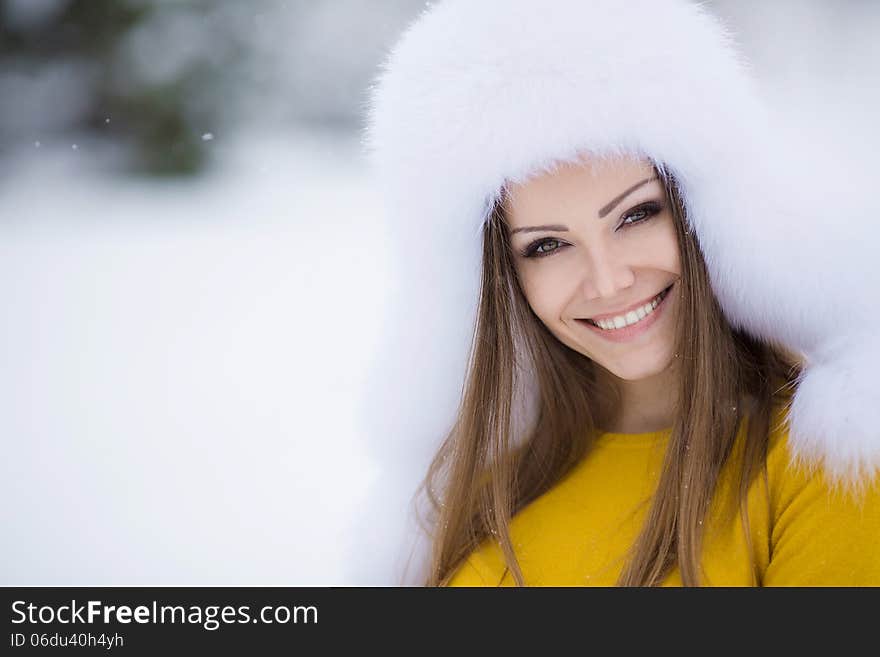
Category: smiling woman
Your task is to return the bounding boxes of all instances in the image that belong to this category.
[502,156,682,404]
[365,0,880,586]
[429,151,830,587]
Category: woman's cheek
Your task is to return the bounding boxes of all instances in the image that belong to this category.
[516,265,543,302]
[652,218,682,274]
[530,275,572,324]
[517,268,550,314]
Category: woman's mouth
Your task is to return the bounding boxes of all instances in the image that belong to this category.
[575,283,674,342]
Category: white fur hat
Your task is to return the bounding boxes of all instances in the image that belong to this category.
[358,0,879,582]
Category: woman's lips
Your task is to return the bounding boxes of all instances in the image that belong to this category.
[576,283,674,343]
[586,284,672,321]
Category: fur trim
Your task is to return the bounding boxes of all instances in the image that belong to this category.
[361,0,880,583]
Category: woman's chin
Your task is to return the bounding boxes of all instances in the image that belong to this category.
[596,351,677,382]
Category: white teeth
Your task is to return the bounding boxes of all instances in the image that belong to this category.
[589,288,667,331]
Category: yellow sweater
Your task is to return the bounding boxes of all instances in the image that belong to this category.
[446,407,880,586]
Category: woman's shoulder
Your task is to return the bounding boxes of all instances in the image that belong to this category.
[756,402,880,584]
[444,540,509,586]
[762,401,879,499]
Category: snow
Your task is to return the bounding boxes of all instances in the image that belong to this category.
[0,130,388,584]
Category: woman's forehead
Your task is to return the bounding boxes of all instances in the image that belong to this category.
[502,155,659,218]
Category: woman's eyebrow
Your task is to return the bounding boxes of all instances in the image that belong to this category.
[509,223,568,235]
[509,175,660,235]
[597,175,659,218]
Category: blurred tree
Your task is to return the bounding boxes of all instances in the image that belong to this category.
[0,0,210,175]
[0,0,428,177]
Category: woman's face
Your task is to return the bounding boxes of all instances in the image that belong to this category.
[504,154,681,382]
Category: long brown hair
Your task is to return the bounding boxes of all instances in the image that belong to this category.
[419,163,802,586]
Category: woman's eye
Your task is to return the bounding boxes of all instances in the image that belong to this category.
[618,201,662,229]
[520,201,663,259]
[522,238,564,258]
[623,209,648,223]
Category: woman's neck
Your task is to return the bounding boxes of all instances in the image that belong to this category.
[595,363,679,434]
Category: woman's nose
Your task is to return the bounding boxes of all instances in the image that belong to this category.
[580,249,635,300]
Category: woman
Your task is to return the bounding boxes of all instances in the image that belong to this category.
[363,0,880,586]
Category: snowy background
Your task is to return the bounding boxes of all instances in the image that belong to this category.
[1,0,878,585]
